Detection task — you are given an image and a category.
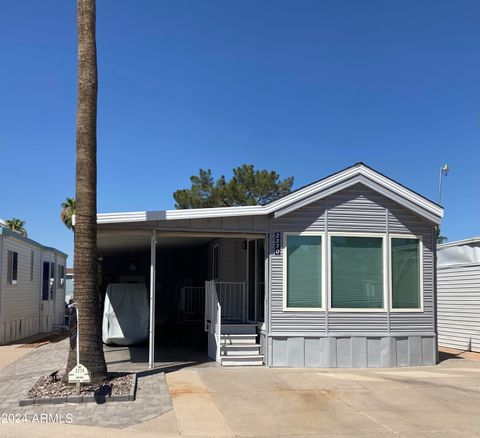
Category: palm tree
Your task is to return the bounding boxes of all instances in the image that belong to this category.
[60,197,76,230]
[65,0,107,381]
[5,218,27,237]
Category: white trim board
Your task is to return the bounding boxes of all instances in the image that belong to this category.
[95,163,443,226]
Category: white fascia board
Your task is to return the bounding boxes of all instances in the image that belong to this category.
[164,205,265,220]
[274,174,443,224]
[96,164,443,225]
[97,211,151,224]
[97,205,265,224]
[264,165,362,213]
[271,165,443,221]
[359,166,443,218]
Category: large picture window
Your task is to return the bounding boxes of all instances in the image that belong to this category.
[330,236,384,309]
[391,237,421,309]
[286,234,322,308]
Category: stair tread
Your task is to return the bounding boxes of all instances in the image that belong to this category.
[221,344,260,348]
[221,333,256,337]
[222,354,264,359]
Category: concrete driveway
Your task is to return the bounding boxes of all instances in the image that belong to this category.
[1,345,480,437]
[165,355,480,437]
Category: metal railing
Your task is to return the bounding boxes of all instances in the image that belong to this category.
[215,282,246,322]
[180,286,205,317]
[205,281,247,362]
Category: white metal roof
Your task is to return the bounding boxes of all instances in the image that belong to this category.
[438,236,480,249]
[97,163,444,225]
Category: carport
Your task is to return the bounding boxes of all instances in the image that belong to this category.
[97,209,269,369]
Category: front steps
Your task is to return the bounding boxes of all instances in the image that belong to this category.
[219,324,263,366]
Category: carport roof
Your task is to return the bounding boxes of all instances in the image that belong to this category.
[97,162,444,225]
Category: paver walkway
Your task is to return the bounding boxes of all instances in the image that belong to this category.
[0,339,172,428]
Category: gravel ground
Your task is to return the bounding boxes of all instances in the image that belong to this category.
[27,372,133,398]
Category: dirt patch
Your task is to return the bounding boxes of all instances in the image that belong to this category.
[27,371,133,399]
[169,382,208,396]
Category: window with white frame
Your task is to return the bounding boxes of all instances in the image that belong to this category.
[330,235,384,309]
[391,237,421,309]
[7,251,18,285]
[285,234,323,309]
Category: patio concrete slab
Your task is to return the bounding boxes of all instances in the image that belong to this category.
[198,367,290,393]
[166,370,234,437]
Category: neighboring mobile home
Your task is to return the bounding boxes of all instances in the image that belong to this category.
[0,222,67,344]
[96,163,443,367]
[437,237,480,353]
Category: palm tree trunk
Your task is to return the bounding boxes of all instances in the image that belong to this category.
[65,0,107,381]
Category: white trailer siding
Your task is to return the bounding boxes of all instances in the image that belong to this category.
[0,235,42,343]
[437,239,480,352]
[0,229,67,344]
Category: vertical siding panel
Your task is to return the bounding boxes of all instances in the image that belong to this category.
[437,264,480,352]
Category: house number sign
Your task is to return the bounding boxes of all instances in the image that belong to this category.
[274,232,281,255]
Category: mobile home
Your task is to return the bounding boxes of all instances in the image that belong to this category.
[437,237,480,353]
[97,163,443,367]
[0,224,67,344]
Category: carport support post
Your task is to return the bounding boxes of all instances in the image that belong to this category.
[149,230,157,369]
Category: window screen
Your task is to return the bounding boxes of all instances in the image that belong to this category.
[391,238,421,309]
[286,235,322,308]
[331,236,383,309]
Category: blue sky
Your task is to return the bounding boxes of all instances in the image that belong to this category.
[1,0,479,264]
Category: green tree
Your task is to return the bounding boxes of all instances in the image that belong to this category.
[436,227,448,244]
[60,197,76,230]
[65,0,107,382]
[174,164,294,209]
[5,218,27,237]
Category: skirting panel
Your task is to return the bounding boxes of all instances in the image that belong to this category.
[268,335,436,368]
[0,316,40,345]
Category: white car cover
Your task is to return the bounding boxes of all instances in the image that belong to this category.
[102,283,149,346]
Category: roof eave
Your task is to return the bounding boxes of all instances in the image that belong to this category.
[96,163,443,226]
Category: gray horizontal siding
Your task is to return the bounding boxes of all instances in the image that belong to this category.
[133,215,271,233]
[388,200,432,234]
[268,183,436,338]
[272,200,326,232]
[327,185,386,233]
[437,264,480,352]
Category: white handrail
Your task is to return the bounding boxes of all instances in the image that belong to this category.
[205,280,246,363]
[214,282,246,322]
